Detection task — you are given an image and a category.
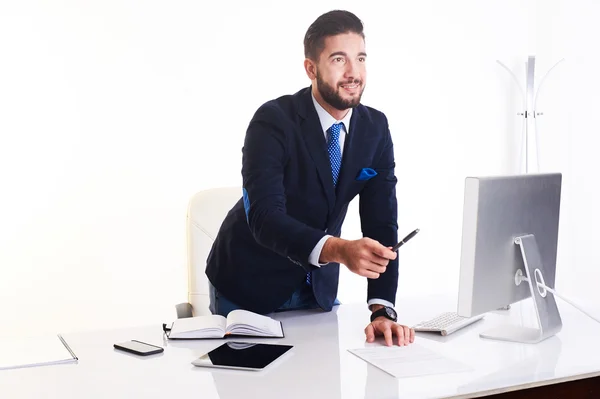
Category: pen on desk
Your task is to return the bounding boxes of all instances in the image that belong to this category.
[58,334,78,361]
[392,228,420,251]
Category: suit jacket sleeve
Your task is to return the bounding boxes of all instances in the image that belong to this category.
[359,115,399,305]
[241,103,326,268]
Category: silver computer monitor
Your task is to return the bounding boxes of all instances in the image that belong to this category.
[457,173,562,344]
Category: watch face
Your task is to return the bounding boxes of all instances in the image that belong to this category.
[386,307,397,320]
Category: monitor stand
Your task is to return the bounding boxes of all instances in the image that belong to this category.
[479,234,563,344]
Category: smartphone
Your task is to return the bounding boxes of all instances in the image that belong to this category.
[114,340,164,356]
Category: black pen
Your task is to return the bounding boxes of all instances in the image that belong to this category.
[392,228,420,251]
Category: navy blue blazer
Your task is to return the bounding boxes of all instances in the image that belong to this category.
[205,86,399,314]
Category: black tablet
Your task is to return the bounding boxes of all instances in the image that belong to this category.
[191,342,293,371]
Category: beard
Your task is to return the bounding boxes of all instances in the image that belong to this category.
[316,69,365,111]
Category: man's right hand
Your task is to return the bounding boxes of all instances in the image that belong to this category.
[320,237,397,279]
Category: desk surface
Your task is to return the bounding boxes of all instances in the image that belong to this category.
[2,295,600,399]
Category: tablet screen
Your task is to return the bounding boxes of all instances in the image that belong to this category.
[192,342,293,370]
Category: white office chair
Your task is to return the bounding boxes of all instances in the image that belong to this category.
[175,186,241,318]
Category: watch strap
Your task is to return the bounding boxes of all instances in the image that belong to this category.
[370,306,397,322]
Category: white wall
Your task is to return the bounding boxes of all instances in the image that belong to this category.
[1,0,598,338]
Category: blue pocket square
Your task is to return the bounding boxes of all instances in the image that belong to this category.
[356,168,377,181]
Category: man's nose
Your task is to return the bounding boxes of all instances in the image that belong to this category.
[344,60,359,80]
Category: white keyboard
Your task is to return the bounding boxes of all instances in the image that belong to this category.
[413,312,485,336]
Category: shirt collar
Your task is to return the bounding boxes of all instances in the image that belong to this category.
[311,90,352,135]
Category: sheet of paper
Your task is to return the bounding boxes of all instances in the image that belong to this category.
[348,343,472,378]
[0,335,77,371]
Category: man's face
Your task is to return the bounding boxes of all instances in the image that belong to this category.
[314,32,367,111]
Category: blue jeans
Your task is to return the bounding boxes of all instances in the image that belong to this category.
[208,281,340,317]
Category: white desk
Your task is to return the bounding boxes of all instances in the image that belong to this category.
[2,295,600,399]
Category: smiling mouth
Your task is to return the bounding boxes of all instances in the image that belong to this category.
[341,83,359,89]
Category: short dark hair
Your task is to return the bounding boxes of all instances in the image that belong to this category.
[303,10,365,61]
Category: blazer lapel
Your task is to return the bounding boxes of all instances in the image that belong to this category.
[335,106,372,202]
[297,88,336,211]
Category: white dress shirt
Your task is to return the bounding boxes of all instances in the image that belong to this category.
[307,92,395,310]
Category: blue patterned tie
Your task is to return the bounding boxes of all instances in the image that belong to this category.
[327,122,343,186]
[307,122,343,286]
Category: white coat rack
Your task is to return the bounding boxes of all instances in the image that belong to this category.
[496,56,565,174]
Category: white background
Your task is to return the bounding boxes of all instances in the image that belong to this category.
[1,0,598,338]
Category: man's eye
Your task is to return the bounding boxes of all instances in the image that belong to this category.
[335,57,344,62]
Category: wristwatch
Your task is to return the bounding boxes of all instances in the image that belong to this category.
[370,306,397,322]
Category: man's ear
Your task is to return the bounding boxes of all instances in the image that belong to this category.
[304,58,317,80]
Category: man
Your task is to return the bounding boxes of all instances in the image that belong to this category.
[205,10,415,347]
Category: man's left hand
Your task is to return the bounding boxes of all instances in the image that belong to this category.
[365,317,415,346]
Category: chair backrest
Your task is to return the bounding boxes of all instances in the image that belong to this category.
[186,186,241,316]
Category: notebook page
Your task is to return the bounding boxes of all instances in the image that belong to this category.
[0,335,76,371]
[170,315,227,338]
[348,344,472,378]
[226,310,283,337]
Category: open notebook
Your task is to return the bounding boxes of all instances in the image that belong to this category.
[0,334,78,371]
[163,309,284,339]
